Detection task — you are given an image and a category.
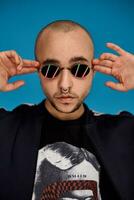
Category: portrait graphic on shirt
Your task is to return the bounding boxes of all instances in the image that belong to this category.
[32,142,101,200]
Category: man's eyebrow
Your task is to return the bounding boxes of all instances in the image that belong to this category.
[42,59,60,65]
[69,56,89,63]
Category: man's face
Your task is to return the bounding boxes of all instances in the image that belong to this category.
[37,28,94,114]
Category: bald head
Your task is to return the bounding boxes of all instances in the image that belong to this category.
[34,20,94,60]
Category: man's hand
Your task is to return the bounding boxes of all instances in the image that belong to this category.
[0,50,40,92]
[92,43,134,91]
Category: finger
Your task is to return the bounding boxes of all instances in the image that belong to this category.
[93,59,113,68]
[92,59,101,66]
[105,81,128,91]
[106,43,126,55]
[4,50,21,65]
[22,59,40,67]
[2,80,25,92]
[100,53,118,61]
[4,50,40,70]
[17,67,38,75]
[17,59,40,71]
[93,65,112,75]
[16,56,23,70]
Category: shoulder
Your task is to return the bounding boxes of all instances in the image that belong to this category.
[85,103,134,127]
[92,110,134,121]
[0,99,45,119]
[90,109,134,135]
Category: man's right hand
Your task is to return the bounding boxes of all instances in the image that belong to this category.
[0,50,40,92]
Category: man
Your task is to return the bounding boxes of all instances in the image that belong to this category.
[0,20,134,200]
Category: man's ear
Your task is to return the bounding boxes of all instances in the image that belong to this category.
[91,58,96,75]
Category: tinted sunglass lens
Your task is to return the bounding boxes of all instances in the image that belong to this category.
[41,65,60,78]
[71,64,90,78]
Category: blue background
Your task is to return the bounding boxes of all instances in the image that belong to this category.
[0,0,134,114]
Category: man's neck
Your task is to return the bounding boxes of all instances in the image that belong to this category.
[44,100,85,121]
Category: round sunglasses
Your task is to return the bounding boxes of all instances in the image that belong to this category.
[40,63,91,79]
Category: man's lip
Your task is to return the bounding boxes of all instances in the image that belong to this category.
[55,95,76,98]
[57,96,75,98]
[55,95,76,102]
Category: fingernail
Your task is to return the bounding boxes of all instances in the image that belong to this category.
[17,65,22,70]
[35,62,40,66]
[106,43,111,46]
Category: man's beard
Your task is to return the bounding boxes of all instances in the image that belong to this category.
[48,97,82,114]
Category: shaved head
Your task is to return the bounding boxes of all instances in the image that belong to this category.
[34,20,94,60]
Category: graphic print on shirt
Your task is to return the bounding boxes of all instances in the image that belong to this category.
[32,142,101,200]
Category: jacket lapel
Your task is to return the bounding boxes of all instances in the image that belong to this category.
[12,113,44,200]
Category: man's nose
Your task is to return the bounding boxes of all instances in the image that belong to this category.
[58,69,73,92]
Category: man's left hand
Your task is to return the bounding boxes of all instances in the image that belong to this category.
[92,43,134,91]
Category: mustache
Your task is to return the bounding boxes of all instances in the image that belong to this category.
[54,92,78,98]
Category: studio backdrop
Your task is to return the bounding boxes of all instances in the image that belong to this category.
[0,0,134,114]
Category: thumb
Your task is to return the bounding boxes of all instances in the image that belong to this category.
[3,80,25,92]
[105,81,127,92]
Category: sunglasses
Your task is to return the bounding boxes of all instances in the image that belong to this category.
[40,63,91,79]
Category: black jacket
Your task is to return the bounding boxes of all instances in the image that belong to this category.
[0,99,134,200]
